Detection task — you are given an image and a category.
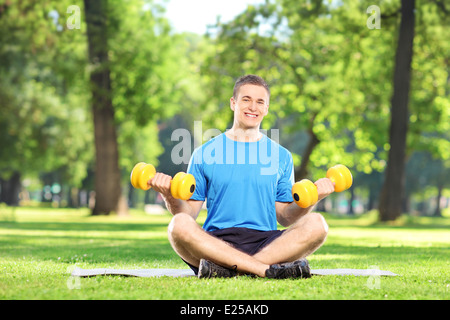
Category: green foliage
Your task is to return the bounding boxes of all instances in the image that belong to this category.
[408,1,450,160]
[0,0,448,210]
[200,0,449,204]
[0,0,194,188]
[109,0,179,125]
[0,0,92,186]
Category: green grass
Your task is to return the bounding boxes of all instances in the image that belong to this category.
[0,206,449,300]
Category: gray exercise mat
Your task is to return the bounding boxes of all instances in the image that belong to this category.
[71,268,397,278]
[71,268,195,278]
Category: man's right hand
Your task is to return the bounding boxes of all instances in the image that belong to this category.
[149,172,203,220]
[148,172,173,199]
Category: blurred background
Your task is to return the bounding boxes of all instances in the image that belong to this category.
[0,0,448,222]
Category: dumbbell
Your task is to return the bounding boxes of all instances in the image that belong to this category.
[292,164,353,208]
[130,162,196,200]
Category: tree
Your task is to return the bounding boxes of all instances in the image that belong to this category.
[378,0,414,221]
[0,0,93,205]
[108,2,210,207]
[405,151,450,216]
[84,0,122,215]
[0,0,195,210]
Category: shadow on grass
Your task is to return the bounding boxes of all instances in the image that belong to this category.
[1,215,448,271]
[2,231,448,274]
[323,213,450,230]
[0,220,169,232]
[312,243,448,267]
[1,233,179,265]
[0,219,179,266]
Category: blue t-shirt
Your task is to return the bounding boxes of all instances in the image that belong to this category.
[187,132,294,231]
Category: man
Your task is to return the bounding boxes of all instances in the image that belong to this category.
[149,75,334,279]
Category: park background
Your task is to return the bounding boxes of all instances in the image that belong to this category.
[0,0,449,300]
[1,0,449,220]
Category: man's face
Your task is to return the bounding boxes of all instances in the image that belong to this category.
[230,84,269,130]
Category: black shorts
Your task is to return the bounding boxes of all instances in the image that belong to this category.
[183,227,286,275]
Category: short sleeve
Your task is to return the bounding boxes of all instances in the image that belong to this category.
[187,146,207,201]
[275,150,294,202]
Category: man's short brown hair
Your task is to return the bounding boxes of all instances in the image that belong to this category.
[233,74,270,100]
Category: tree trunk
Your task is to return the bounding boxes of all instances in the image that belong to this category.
[294,114,320,181]
[378,0,415,222]
[433,183,443,217]
[347,187,355,215]
[0,171,21,206]
[367,187,376,211]
[84,0,125,215]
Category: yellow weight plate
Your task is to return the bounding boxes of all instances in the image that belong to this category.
[130,162,146,189]
[171,172,184,199]
[177,173,196,200]
[326,165,352,192]
[292,179,318,208]
[137,164,156,190]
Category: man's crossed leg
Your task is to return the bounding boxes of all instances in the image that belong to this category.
[167,212,328,278]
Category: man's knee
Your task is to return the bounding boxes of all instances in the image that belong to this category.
[168,213,197,243]
[307,212,328,242]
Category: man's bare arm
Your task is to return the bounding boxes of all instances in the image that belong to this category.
[276,178,335,227]
[149,172,203,220]
[164,195,203,220]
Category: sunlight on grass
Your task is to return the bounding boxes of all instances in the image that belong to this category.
[1,207,449,300]
[329,227,450,247]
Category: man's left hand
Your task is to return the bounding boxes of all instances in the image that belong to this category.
[314,178,335,201]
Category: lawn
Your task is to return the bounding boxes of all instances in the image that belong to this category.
[0,206,449,300]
